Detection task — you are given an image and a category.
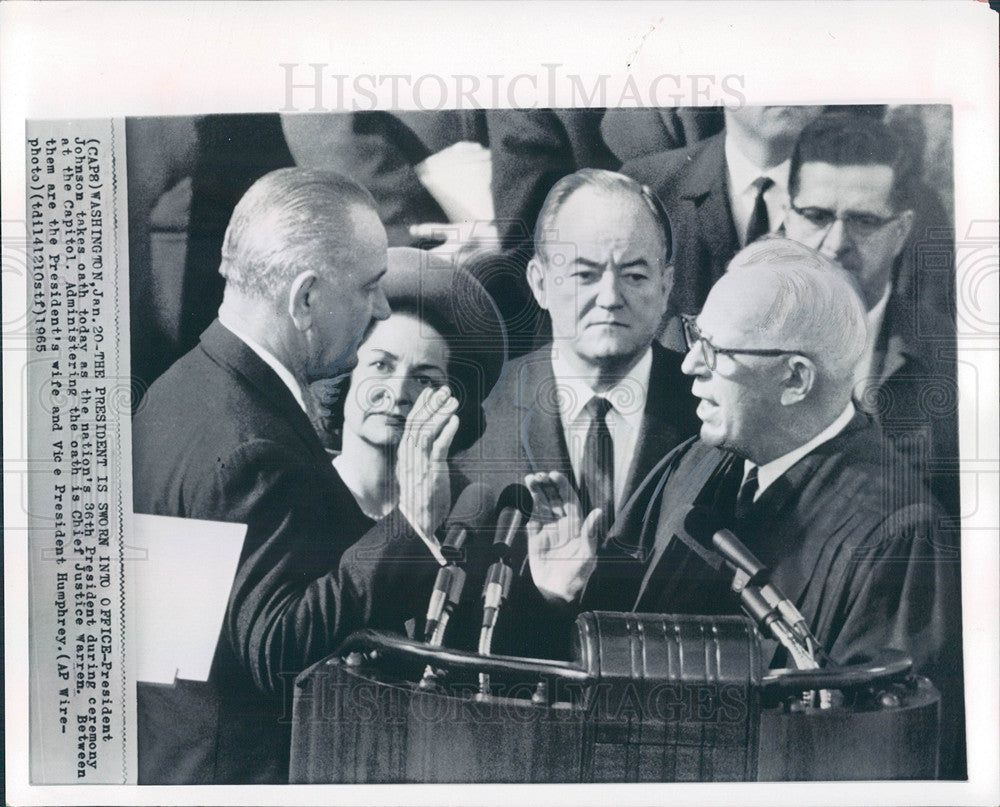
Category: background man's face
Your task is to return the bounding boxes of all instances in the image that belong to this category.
[531,187,670,371]
[786,161,912,310]
[307,205,390,379]
[681,282,783,462]
[725,106,825,147]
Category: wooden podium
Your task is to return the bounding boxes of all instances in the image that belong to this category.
[289,613,940,782]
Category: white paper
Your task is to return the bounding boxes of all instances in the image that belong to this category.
[131,514,246,684]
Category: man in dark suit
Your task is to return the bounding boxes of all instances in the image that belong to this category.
[783,112,959,518]
[621,106,824,327]
[529,238,964,777]
[450,168,700,659]
[132,169,458,783]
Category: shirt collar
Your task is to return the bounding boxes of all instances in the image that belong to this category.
[866,283,892,342]
[747,401,856,497]
[218,312,308,414]
[549,346,652,429]
[724,136,791,197]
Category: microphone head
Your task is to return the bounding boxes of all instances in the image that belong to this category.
[493,507,524,553]
[712,528,768,581]
[448,481,497,529]
[441,525,467,563]
[495,483,533,520]
[491,483,532,560]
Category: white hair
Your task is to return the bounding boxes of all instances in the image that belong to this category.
[725,237,868,384]
[218,167,377,299]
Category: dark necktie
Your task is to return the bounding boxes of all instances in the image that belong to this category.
[579,396,615,541]
[734,465,760,521]
[745,176,775,244]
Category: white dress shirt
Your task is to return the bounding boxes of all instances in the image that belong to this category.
[853,283,892,396]
[550,346,652,509]
[218,313,308,414]
[724,137,791,247]
[742,401,856,499]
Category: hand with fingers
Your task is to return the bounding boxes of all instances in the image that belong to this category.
[408,220,501,264]
[524,471,603,605]
[396,386,461,539]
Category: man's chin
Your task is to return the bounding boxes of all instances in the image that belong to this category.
[577,337,643,365]
[698,423,724,448]
[308,353,358,382]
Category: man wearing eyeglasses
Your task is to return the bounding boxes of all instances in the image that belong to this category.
[621,105,826,327]
[783,112,959,518]
[532,237,963,777]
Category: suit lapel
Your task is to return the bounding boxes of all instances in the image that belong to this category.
[632,444,735,611]
[199,320,331,466]
[517,352,576,485]
[870,288,922,386]
[680,135,738,288]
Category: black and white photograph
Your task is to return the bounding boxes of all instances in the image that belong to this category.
[3,3,998,805]
[122,103,966,785]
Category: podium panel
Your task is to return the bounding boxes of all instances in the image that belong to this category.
[289,613,940,783]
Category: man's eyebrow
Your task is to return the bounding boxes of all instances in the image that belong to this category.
[618,258,651,270]
[366,268,388,285]
[572,257,650,270]
[367,348,398,361]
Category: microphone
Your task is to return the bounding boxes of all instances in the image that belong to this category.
[423,526,468,645]
[711,528,829,664]
[478,484,532,696]
[490,483,532,561]
[480,486,531,631]
[682,508,821,669]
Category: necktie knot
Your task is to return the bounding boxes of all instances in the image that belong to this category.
[586,395,614,422]
[753,176,775,194]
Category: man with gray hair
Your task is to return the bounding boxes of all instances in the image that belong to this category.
[133,168,458,783]
[526,237,963,774]
[449,167,700,660]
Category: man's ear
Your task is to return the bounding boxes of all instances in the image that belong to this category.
[891,209,916,259]
[779,354,816,405]
[658,261,675,316]
[288,270,319,331]
[526,256,549,310]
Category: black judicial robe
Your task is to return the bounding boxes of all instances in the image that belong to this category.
[585,412,965,777]
[132,321,440,784]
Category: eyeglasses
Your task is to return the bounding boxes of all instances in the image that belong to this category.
[788,202,899,239]
[681,315,803,370]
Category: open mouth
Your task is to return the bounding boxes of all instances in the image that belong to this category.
[696,398,717,417]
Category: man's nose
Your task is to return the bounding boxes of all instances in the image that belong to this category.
[594,268,624,307]
[372,284,391,321]
[817,217,849,258]
[681,342,707,376]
